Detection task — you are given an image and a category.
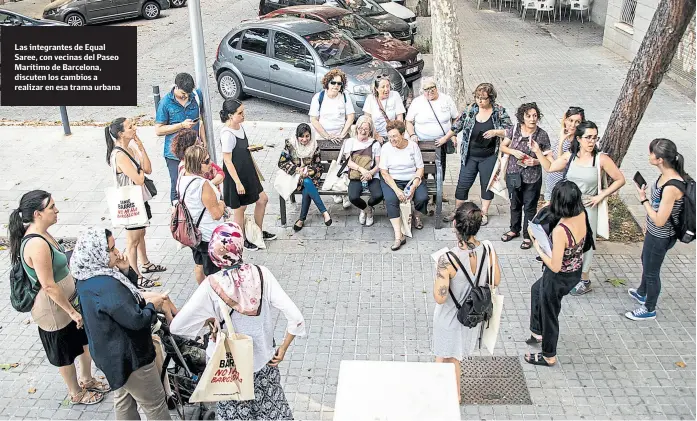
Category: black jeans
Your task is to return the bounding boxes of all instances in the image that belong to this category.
[348,179,383,210]
[508,177,542,239]
[455,154,497,201]
[530,268,582,358]
[637,232,677,312]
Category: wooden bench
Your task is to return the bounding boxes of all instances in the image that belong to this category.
[279,139,445,229]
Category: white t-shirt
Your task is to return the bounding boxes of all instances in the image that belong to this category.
[341,137,382,179]
[379,140,424,181]
[177,175,222,242]
[406,93,458,140]
[308,91,356,137]
[221,126,246,153]
[362,91,406,137]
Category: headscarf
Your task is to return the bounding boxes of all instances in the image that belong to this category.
[289,123,317,160]
[206,223,262,316]
[71,227,142,303]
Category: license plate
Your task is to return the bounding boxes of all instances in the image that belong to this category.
[406,66,418,75]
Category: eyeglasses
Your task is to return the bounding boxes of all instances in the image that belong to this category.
[423,86,436,93]
[475,96,489,101]
[329,80,343,86]
[581,135,599,141]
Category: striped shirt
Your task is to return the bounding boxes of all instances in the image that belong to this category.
[646,178,684,238]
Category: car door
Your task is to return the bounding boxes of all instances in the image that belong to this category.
[114,0,140,17]
[269,30,317,108]
[235,28,271,94]
[85,0,118,21]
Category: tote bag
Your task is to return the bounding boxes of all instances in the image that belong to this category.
[487,152,509,199]
[189,296,255,403]
[274,170,300,202]
[321,160,350,192]
[399,202,413,238]
[596,155,610,239]
[479,240,504,355]
[244,215,266,249]
[106,154,148,228]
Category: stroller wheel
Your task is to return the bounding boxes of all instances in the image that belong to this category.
[202,409,216,420]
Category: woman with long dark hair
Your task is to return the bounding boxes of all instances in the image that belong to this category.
[9,190,109,405]
[533,121,625,296]
[625,138,689,321]
[106,118,165,288]
[525,181,587,366]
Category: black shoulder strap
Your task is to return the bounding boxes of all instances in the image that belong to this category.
[22,234,54,260]
[114,146,142,172]
[254,265,264,317]
[445,248,488,308]
[563,152,576,180]
[318,90,325,109]
[664,179,687,194]
[426,99,448,136]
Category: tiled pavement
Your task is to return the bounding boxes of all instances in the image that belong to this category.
[0,1,695,419]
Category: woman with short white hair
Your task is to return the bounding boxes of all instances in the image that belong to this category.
[343,115,383,226]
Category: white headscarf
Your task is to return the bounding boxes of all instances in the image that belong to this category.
[71,227,142,303]
[289,123,318,159]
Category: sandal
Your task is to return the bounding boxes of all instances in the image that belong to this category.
[521,239,533,250]
[293,219,304,232]
[141,262,167,274]
[70,389,105,405]
[138,276,160,290]
[525,352,555,366]
[79,379,111,393]
[413,214,424,230]
[481,214,489,226]
[525,335,542,345]
[391,237,407,251]
[501,231,520,242]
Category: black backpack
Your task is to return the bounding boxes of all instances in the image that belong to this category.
[446,249,492,328]
[10,234,53,313]
[664,179,696,244]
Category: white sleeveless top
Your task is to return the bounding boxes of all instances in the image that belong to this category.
[178,174,222,242]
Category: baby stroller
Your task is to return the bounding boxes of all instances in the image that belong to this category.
[153,315,216,420]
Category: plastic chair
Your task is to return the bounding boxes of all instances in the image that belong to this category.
[535,0,556,22]
[569,0,590,22]
[557,0,571,20]
[499,0,518,12]
[521,0,538,19]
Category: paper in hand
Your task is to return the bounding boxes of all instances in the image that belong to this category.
[528,222,552,257]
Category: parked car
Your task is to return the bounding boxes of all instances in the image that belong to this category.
[42,0,170,26]
[213,18,408,113]
[261,6,423,84]
[0,9,68,26]
[259,0,412,44]
[372,0,415,36]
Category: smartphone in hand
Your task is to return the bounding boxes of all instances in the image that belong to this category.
[633,171,647,189]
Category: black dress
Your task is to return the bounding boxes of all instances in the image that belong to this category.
[222,127,264,209]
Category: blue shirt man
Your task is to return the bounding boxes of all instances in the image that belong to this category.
[155,72,205,203]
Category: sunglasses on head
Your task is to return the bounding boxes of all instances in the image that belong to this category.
[329,80,343,86]
[202,157,211,165]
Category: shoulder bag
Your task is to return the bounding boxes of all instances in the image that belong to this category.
[427,100,456,154]
[114,146,157,198]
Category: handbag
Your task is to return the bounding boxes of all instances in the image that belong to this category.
[189,296,255,403]
[479,241,503,354]
[274,158,302,202]
[114,147,157,198]
[596,154,610,239]
[106,153,149,229]
[427,99,456,154]
[505,173,523,190]
[487,152,509,199]
[348,141,377,180]
[322,160,350,192]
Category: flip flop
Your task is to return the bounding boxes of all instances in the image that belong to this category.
[525,352,555,366]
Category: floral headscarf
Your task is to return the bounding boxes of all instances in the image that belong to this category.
[71,227,142,303]
[206,223,262,316]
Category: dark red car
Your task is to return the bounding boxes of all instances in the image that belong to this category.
[261,5,423,85]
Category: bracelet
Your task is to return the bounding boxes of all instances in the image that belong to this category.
[641,199,649,205]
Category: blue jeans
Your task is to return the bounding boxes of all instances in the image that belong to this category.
[299,178,327,220]
[166,158,180,203]
[637,232,676,312]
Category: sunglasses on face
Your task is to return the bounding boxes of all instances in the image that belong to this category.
[329,80,343,86]
[202,156,211,165]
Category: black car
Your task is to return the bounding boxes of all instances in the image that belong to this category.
[0,9,68,26]
[259,0,412,43]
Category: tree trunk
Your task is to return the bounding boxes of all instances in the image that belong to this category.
[429,0,467,109]
[602,0,696,168]
[416,0,430,17]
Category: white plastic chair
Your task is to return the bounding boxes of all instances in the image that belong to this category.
[569,0,590,22]
[499,0,518,12]
[557,0,571,20]
[535,0,556,22]
[521,0,537,19]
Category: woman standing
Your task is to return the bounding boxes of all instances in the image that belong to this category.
[626,138,688,321]
[499,103,551,250]
[105,118,166,288]
[171,128,225,190]
[433,202,501,401]
[525,181,587,366]
[179,145,227,283]
[278,123,332,231]
[362,74,405,143]
[380,120,429,250]
[533,121,625,295]
[435,83,512,224]
[9,190,109,405]
[220,99,276,251]
[344,116,384,227]
[170,223,306,420]
[544,106,585,202]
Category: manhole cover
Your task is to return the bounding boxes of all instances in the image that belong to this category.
[460,356,532,405]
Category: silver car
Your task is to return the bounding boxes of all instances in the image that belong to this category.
[212,18,408,114]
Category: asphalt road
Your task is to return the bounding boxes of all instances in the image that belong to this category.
[0,0,307,123]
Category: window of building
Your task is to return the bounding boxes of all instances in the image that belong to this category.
[619,0,637,26]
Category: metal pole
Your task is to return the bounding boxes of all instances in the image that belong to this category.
[152,85,161,112]
[59,106,71,136]
[187,0,216,161]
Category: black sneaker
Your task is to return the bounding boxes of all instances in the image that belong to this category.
[262,231,277,241]
[244,240,258,251]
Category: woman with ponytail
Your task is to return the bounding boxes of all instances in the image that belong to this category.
[106,118,166,288]
[9,190,109,405]
[533,121,625,296]
[432,202,501,402]
[625,138,688,321]
[544,106,585,201]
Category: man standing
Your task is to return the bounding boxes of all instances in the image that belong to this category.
[155,73,206,204]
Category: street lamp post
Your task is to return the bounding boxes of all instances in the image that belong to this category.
[187,0,216,160]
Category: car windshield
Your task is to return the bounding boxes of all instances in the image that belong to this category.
[327,14,379,39]
[305,29,368,66]
[336,0,385,17]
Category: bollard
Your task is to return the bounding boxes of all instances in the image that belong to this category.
[59,106,71,136]
[153,85,161,112]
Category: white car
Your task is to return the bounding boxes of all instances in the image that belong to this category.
[374,0,416,35]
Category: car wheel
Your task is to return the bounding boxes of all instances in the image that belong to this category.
[142,1,161,19]
[170,0,187,7]
[217,70,245,100]
[64,13,85,26]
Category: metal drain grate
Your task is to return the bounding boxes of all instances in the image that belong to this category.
[460,356,532,405]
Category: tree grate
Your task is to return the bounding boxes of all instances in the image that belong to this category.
[459,356,532,405]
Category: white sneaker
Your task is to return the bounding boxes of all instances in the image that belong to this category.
[365,207,374,227]
[342,197,352,209]
[359,210,366,225]
[333,195,343,204]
